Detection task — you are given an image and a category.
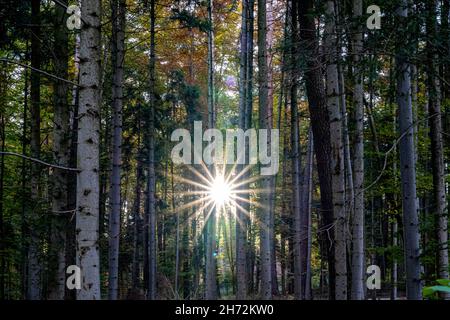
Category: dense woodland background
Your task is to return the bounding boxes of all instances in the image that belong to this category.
[0,0,449,300]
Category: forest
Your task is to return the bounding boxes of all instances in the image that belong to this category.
[0,0,449,301]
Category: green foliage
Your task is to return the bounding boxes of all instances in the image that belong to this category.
[423,279,450,299]
[170,8,211,33]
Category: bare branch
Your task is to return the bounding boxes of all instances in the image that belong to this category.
[0,151,80,172]
[0,58,80,87]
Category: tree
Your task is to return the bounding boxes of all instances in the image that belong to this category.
[27,0,41,300]
[396,0,422,300]
[351,0,365,300]
[257,0,272,300]
[108,0,126,300]
[245,0,255,296]
[324,0,347,300]
[130,113,143,297]
[426,0,448,290]
[204,0,218,301]
[0,62,6,301]
[147,0,157,300]
[266,0,278,296]
[49,0,70,300]
[289,0,303,301]
[1,0,449,302]
[236,0,249,300]
[301,129,314,299]
[76,0,102,300]
[298,0,335,299]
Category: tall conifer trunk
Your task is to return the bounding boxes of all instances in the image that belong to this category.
[108,0,126,300]
[396,0,422,300]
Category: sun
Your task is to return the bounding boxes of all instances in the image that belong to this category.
[208,174,232,207]
[169,163,266,231]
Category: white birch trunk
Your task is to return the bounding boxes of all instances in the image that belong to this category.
[76,0,102,300]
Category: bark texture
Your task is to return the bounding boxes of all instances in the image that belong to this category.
[76,0,102,300]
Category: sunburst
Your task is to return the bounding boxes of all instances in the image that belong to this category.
[170,161,270,231]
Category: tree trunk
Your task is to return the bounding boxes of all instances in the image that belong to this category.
[205,0,218,300]
[20,45,30,299]
[302,129,314,300]
[181,209,190,298]
[131,139,143,295]
[257,0,272,300]
[236,0,249,300]
[49,0,70,300]
[298,0,335,300]
[426,0,449,291]
[391,219,398,300]
[351,0,365,300]
[65,34,80,301]
[76,0,102,300]
[325,0,347,300]
[289,0,302,301]
[266,0,278,296]
[28,0,41,300]
[396,0,422,300]
[442,1,450,103]
[108,0,126,300]
[0,73,5,300]
[278,15,288,297]
[245,0,255,295]
[192,216,200,299]
[147,0,157,300]
[174,172,182,299]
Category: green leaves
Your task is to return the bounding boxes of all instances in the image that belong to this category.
[436,279,450,287]
[423,279,450,299]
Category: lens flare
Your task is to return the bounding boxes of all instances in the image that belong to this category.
[169,162,270,235]
[208,175,231,207]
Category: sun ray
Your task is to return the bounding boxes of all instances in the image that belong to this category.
[231,194,269,210]
[199,160,215,182]
[232,188,270,195]
[170,158,271,241]
[172,195,213,213]
[175,190,209,197]
[228,198,252,226]
[181,198,215,224]
[231,174,263,189]
[171,174,211,190]
[199,202,216,235]
[185,164,213,187]
[226,164,254,186]
[223,161,240,183]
